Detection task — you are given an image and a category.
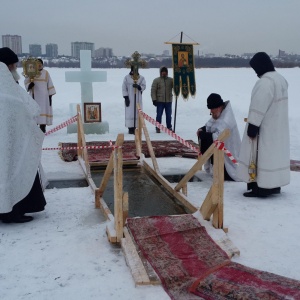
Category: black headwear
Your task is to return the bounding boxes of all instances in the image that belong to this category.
[249,52,275,77]
[0,47,19,66]
[207,93,224,109]
[160,66,168,74]
[129,65,139,75]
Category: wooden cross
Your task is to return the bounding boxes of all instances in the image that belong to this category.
[124,51,147,82]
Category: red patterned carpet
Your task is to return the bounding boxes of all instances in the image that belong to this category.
[127,215,230,300]
[190,262,300,299]
[59,140,199,163]
[127,215,300,300]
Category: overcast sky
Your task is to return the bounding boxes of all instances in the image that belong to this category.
[1,0,300,57]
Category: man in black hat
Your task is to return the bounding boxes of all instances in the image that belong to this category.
[0,47,47,223]
[197,93,241,181]
[151,66,173,133]
[237,52,290,197]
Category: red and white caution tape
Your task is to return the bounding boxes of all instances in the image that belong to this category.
[45,115,78,136]
[214,140,238,164]
[43,141,122,151]
[138,108,200,154]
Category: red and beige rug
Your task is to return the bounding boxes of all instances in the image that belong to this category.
[126,214,300,300]
[59,140,199,163]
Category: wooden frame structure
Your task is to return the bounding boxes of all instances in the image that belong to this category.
[136,104,230,230]
[76,105,127,243]
[75,105,238,285]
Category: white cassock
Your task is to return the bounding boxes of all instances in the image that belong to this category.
[25,69,56,125]
[0,62,45,213]
[204,101,241,181]
[122,74,146,128]
[237,71,290,188]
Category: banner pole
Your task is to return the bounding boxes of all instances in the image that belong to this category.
[173,32,183,133]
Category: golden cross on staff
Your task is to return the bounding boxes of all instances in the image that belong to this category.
[124,51,147,82]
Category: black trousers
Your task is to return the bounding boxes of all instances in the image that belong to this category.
[199,136,234,181]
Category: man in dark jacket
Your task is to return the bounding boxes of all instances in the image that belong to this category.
[151,66,173,133]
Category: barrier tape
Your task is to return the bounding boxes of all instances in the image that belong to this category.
[214,140,238,164]
[42,142,122,151]
[44,115,78,136]
[138,108,200,154]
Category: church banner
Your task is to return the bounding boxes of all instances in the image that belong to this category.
[172,44,196,100]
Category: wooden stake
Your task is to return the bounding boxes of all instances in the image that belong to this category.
[114,133,124,242]
[122,192,129,227]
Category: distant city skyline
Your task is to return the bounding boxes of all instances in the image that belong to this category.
[1,0,300,57]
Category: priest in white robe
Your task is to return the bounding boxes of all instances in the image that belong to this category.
[122,66,146,134]
[0,48,46,223]
[197,93,241,181]
[24,59,56,133]
[237,52,290,197]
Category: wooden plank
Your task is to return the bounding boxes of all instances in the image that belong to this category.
[212,145,224,229]
[76,105,91,178]
[175,129,230,191]
[200,186,217,220]
[121,236,151,285]
[90,160,139,168]
[123,228,160,285]
[98,152,114,196]
[114,134,124,242]
[77,105,82,157]
[122,192,129,227]
[137,104,160,173]
[143,161,197,213]
[95,189,100,209]
[100,198,114,221]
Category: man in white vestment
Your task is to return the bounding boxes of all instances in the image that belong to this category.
[25,59,56,133]
[122,66,146,134]
[197,93,241,181]
[0,48,46,223]
[237,52,290,197]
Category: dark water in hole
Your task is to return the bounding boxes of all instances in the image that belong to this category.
[91,169,189,217]
[46,179,88,189]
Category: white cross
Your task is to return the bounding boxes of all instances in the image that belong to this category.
[65,50,107,104]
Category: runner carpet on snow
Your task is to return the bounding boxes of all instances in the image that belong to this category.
[126,215,300,300]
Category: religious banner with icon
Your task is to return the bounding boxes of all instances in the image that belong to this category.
[172,44,196,100]
[84,102,101,123]
[22,58,41,81]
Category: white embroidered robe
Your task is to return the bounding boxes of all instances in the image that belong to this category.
[25,69,56,125]
[237,71,290,188]
[122,74,146,128]
[0,62,44,213]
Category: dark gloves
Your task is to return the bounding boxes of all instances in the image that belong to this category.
[153,100,157,107]
[132,83,142,91]
[247,123,259,138]
[28,82,35,91]
[49,95,52,106]
[124,96,130,107]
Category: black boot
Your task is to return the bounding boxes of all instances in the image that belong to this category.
[40,124,46,133]
[128,127,135,134]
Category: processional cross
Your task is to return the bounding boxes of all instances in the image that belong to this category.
[124,51,147,128]
[124,51,147,83]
